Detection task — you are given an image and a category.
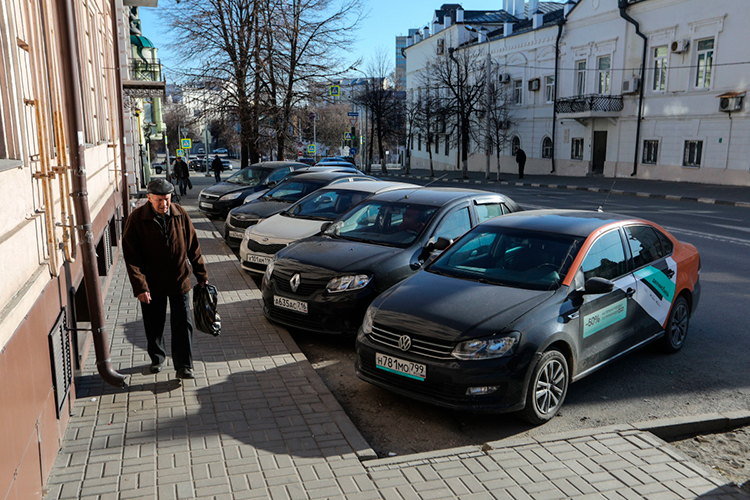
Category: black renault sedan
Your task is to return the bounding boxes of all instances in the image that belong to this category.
[223,171,370,247]
[355,210,701,424]
[198,161,308,218]
[261,187,521,335]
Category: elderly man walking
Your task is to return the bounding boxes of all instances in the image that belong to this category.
[122,178,209,379]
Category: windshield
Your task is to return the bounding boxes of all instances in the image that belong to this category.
[428,227,583,290]
[260,179,326,203]
[324,201,438,248]
[283,188,370,221]
[225,166,271,186]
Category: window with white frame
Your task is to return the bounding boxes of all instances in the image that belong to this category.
[576,60,586,96]
[511,136,521,153]
[597,56,611,94]
[642,140,658,164]
[513,79,523,105]
[545,76,555,103]
[683,140,702,167]
[571,138,584,160]
[652,46,668,91]
[542,137,553,159]
[695,38,714,88]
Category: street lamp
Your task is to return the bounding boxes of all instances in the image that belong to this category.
[350,67,368,170]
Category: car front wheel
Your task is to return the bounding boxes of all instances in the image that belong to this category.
[520,350,568,425]
[660,295,689,353]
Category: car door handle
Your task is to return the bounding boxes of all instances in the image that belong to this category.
[566,312,579,320]
[665,269,675,278]
[626,287,635,297]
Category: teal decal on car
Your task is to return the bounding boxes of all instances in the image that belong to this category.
[583,298,627,338]
[634,266,675,302]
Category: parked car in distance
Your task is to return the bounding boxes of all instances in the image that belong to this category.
[296,157,316,166]
[198,161,309,218]
[261,187,521,335]
[214,148,228,155]
[241,181,416,275]
[355,209,701,424]
[223,171,369,247]
[315,160,357,170]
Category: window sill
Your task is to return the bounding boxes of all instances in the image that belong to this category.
[0,159,23,173]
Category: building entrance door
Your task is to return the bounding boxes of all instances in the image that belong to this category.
[592,131,607,175]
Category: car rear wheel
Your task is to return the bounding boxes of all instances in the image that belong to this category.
[660,295,689,353]
[520,350,568,425]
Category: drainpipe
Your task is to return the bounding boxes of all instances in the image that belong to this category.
[59,0,127,388]
[551,19,564,173]
[109,0,131,220]
[619,1,647,177]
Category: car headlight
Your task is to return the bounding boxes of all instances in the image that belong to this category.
[263,258,276,283]
[326,274,371,293]
[452,333,519,360]
[362,305,376,335]
[220,192,243,201]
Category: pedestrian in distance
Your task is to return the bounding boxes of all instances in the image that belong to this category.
[122,178,209,379]
[212,155,224,183]
[173,156,190,196]
[514,147,526,179]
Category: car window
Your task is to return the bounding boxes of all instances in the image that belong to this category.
[581,230,628,281]
[625,225,666,269]
[262,180,324,203]
[266,168,290,183]
[475,202,507,223]
[327,202,438,248]
[225,167,270,185]
[434,207,472,241]
[286,189,370,220]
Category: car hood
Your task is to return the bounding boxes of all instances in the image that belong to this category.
[248,214,327,242]
[231,200,291,218]
[372,270,555,342]
[280,236,403,273]
[202,182,254,196]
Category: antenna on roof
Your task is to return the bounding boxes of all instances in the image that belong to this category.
[597,180,617,213]
[399,173,449,200]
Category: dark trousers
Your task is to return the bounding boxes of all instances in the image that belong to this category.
[214,170,221,182]
[518,161,525,179]
[140,292,194,370]
[178,177,188,195]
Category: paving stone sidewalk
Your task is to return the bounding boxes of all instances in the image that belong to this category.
[44,193,748,499]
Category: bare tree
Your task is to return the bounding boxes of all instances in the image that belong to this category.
[487,63,515,180]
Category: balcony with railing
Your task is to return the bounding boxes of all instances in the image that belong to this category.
[129,58,162,82]
[555,94,623,119]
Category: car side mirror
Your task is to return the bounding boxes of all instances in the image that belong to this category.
[320,222,332,233]
[582,277,615,295]
[425,236,453,253]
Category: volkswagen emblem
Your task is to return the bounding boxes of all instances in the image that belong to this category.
[398,335,412,352]
[290,273,301,293]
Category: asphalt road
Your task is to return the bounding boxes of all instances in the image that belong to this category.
[204,174,750,458]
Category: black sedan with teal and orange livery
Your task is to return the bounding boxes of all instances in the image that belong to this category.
[355,210,701,424]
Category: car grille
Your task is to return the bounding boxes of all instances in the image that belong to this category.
[246,239,287,255]
[201,193,220,201]
[229,215,259,229]
[272,268,328,297]
[368,323,455,360]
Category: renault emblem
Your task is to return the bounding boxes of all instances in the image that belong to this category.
[262,237,269,242]
[398,335,412,352]
[290,273,301,293]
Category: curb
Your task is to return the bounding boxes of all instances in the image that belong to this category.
[376,173,750,208]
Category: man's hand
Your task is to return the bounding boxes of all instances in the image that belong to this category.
[137,292,151,304]
[201,280,209,287]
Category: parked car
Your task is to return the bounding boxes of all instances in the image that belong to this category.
[151,162,165,174]
[223,171,369,247]
[261,187,521,335]
[207,159,233,172]
[198,161,309,218]
[190,158,206,171]
[296,157,316,166]
[241,181,415,275]
[314,160,357,170]
[355,209,701,424]
[214,148,228,155]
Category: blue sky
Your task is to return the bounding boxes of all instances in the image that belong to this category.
[139,1,564,79]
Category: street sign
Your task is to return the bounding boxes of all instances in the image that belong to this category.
[307,144,316,154]
[329,85,340,96]
[350,147,358,155]
[177,148,185,157]
[349,118,358,126]
[347,112,359,117]
[308,112,316,120]
[181,138,192,149]
[344,132,353,140]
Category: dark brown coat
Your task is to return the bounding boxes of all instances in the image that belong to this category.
[122,202,208,297]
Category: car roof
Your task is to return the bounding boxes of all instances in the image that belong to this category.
[288,165,361,175]
[363,186,509,206]
[479,209,638,237]
[250,161,310,169]
[315,180,418,194]
[314,161,356,167]
[280,171,361,182]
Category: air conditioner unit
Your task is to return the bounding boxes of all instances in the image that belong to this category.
[528,78,540,91]
[719,96,743,112]
[622,77,640,94]
[499,73,511,84]
[670,39,690,53]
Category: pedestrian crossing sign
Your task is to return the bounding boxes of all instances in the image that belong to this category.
[181,138,192,149]
[307,144,316,154]
[329,85,340,96]
[344,132,353,140]
[177,149,185,157]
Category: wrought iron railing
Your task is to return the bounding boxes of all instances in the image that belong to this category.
[129,58,162,82]
[555,94,624,114]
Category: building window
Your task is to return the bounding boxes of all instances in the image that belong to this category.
[652,46,668,91]
[445,134,450,155]
[642,140,658,164]
[513,79,523,105]
[597,56,611,94]
[545,76,555,103]
[542,137,553,159]
[576,60,586,96]
[571,138,584,160]
[683,140,702,167]
[695,38,714,88]
[511,136,521,153]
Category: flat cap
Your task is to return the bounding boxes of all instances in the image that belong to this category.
[147,178,175,195]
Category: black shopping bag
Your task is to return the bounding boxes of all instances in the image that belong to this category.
[193,283,221,336]
[187,178,193,189]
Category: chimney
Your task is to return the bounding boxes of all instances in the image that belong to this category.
[433,21,442,34]
[444,15,452,27]
[407,36,413,46]
[565,0,576,17]
[528,0,539,18]
[533,10,543,29]
[456,7,464,23]
[414,31,421,43]
[423,25,430,38]
[478,28,488,44]
[504,21,513,36]
[511,0,524,17]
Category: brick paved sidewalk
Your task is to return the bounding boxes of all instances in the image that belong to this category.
[44,196,748,499]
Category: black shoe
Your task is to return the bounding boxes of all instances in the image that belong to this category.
[176,367,195,379]
[149,362,163,374]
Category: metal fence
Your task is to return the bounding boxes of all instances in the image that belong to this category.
[555,94,624,114]
[129,58,162,82]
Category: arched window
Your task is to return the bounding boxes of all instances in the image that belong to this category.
[511,136,521,153]
[542,137,553,159]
